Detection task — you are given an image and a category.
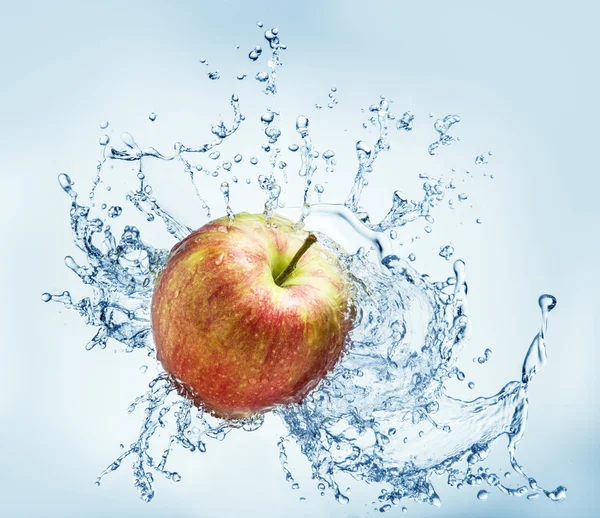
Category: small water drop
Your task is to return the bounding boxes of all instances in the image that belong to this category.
[41,293,52,302]
[108,206,123,218]
[546,486,567,501]
[296,116,309,133]
[468,381,475,389]
[234,154,243,163]
[261,111,275,123]
[148,112,157,122]
[439,245,455,260]
[250,157,258,165]
[256,71,269,82]
[99,120,109,129]
[207,71,220,80]
[477,490,489,501]
[99,135,110,146]
[288,144,299,152]
[408,253,416,262]
[248,46,263,61]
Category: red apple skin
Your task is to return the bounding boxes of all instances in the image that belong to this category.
[151,212,354,418]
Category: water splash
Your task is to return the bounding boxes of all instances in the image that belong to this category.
[44,23,566,512]
[428,114,461,155]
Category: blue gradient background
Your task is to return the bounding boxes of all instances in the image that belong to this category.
[1,1,598,516]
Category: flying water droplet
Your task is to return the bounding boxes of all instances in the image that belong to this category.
[439,245,455,260]
[108,206,123,218]
[248,46,263,61]
[397,111,414,131]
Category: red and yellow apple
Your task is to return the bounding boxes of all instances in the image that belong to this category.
[151,212,354,418]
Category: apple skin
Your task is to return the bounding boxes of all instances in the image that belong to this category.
[151,212,354,418]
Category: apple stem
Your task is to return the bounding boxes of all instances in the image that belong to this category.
[274,233,318,286]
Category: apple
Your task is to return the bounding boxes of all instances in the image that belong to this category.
[151,212,354,418]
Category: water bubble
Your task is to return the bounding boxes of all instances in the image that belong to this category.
[148,112,157,122]
[261,111,275,123]
[397,111,414,131]
[256,71,269,82]
[477,490,489,501]
[265,126,281,141]
[439,245,455,260]
[248,46,263,61]
[546,486,567,501]
[295,115,309,132]
[99,135,110,146]
[108,206,123,218]
[211,122,228,138]
[335,493,350,505]
[356,140,372,160]
[99,120,109,129]
[207,71,220,80]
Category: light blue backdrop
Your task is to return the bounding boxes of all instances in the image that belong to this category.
[1,1,598,517]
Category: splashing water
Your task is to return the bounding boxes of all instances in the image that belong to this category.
[43,25,566,511]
